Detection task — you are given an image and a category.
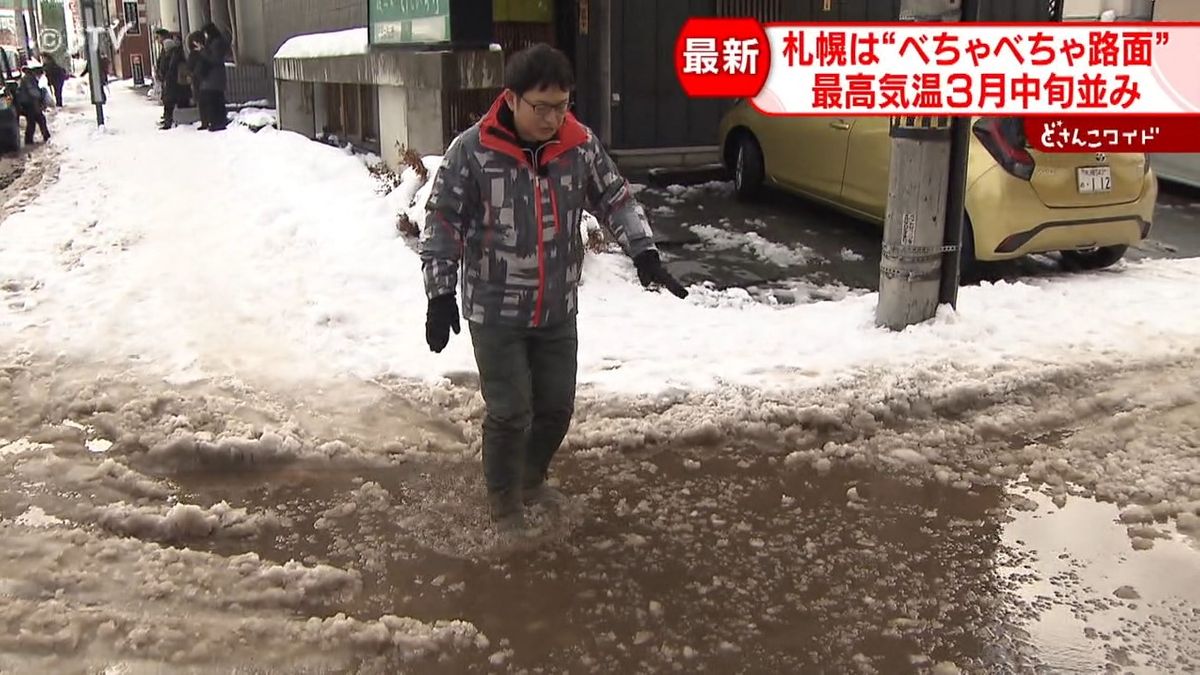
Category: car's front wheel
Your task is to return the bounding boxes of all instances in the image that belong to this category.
[1060,245,1128,271]
[733,134,764,201]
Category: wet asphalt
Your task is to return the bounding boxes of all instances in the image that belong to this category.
[635,175,1200,301]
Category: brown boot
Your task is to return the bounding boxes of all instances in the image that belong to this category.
[523,482,567,510]
[488,489,526,533]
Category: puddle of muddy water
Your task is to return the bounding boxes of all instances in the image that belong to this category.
[1002,487,1200,673]
[161,451,1032,674]
[3,418,1198,673]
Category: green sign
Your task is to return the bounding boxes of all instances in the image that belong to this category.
[370,0,450,45]
[493,0,552,23]
[39,0,69,65]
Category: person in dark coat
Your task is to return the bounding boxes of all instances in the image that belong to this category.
[199,23,228,132]
[79,52,111,81]
[185,31,210,129]
[154,30,186,129]
[171,32,192,107]
[79,51,112,100]
[16,65,50,144]
[40,53,69,107]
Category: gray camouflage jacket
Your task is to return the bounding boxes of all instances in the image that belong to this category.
[420,94,658,328]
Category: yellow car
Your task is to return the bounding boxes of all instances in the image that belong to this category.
[718,102,1158,272]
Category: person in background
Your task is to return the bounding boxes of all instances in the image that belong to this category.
[185,31,210,129]
[16,64,50,145]
[41,53,68,108]
[153,29,185,129]
[79,50,112,101]
[198,23,228,132]
[171,31,192,108]
[79,52,111,81]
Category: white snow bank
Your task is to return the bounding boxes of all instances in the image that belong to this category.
[3,87,1200,399]
[15,453,173,501]
[0,527,485,667]
[96,500,279,541]
[232,106,278,130]
[664,181,735,200]
[147,429,304,466]
[0,439,52,457]
[274,27,368,59]
[689,224,816,267]
[316,481,392,530]
[13,506,65,528]
[385,155,444,232]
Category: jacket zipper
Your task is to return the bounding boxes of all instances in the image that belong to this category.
[532,170,546,327]
[523,142,559,328]
[526,146,547,327]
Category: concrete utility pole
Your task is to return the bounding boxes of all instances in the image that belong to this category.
[14,0,30,57]
[82,0,106,126]
[27,0,40,55]
[875,0,970,331]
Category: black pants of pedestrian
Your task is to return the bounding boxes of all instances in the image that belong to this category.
[199,90,226,130]
[469,318,578,500]
[51,83,63,108]
[162,101,176,126]
[23,110,49,144]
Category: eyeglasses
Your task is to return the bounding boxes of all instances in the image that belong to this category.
[521,95,572,118]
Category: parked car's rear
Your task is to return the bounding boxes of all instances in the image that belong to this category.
[968,117,1155,269]
[717,101,1157,273]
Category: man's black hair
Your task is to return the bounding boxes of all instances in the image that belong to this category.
[503,43,574,95]
[201,22,223,41]
[154,28,170,39]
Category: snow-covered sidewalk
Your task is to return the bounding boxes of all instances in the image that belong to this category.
[2,86,1200,399]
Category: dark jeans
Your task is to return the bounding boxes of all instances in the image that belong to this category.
[199,90,226,129]
[162,101,176,125]
[22,110,49,143]
[51,83,63,108]
[469,318,578,497]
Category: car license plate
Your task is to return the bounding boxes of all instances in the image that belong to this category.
[1077,166,1113,194]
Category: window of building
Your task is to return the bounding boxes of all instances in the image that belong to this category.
[493,0,556,55]
[321,83,379,150]
[123,1,140,34]
[359,85,378,143]
[323,83,343,136]
[130,53,145,84]
[716,0,784,22]
[342,83,360,138]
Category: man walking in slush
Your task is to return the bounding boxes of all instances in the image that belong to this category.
[420,43,688,532]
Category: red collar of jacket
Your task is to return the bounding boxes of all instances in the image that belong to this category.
[479,92,588,170]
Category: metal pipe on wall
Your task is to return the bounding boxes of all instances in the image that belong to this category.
[186,0,207,34]
[596,0,611,148]
[208,0,230,36]
[160,0,180,32]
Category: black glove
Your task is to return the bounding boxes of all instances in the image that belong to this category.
[426,294,460,353]
[633,250,688,299]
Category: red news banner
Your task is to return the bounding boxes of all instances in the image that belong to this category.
[674,19,1200,153]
